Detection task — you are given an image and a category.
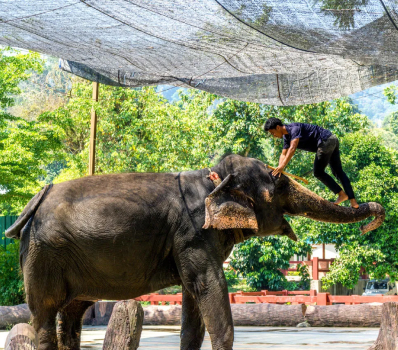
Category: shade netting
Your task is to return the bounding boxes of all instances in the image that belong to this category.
[1,0,398,105]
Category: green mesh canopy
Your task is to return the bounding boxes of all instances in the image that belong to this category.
[1,0,398,105]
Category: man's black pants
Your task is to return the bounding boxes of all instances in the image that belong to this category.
[313,135,355,199]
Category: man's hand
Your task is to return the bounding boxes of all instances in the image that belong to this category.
[272,165,285,177]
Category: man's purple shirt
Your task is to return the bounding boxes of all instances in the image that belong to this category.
[283,123,332,152]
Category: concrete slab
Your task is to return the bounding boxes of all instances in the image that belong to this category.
[0,325,379,349]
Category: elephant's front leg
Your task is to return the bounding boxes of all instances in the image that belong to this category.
[180,285,205,350]
[177,249,234,350]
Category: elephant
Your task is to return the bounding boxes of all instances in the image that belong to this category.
[6,154,385,350]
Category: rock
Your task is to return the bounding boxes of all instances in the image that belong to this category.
[297,321,311,328]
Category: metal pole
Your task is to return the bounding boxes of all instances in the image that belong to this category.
[89,81,99,175]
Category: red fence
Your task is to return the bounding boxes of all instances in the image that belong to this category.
[135,290,398,306]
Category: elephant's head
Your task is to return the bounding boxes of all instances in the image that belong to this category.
[203,155,385,241]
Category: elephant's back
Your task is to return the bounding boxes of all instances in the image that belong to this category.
[51,172,179,200]
[32,172,183,245]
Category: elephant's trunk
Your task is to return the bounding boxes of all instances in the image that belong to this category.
[284,179,385,234]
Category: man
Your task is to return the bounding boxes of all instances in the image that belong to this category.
[264,118,359,208]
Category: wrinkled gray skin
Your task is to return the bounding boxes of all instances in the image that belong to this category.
[6,155,384,350]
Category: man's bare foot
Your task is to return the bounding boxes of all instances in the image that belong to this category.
[334,191,348,206]
[350,198,359,209]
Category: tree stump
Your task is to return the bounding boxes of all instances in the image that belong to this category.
[369,302,398,350]
[5,323,38,350]
[102,300,144,350]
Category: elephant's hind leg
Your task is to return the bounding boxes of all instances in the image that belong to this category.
[24,247,68,349]
[30,303,60,350]
[57,300,95,350]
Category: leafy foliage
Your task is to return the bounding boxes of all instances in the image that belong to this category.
[384,85,398,105]
[224,267,240,288]
[230,237,311,290]
[0,48,65,215]
[0,47,43,109]
[383,111,398,136]
[39,83,219,180]
[0,242,24,305]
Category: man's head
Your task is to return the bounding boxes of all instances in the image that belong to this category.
[264,118,284,138]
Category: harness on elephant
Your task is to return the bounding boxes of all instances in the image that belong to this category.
[206,168,245,244]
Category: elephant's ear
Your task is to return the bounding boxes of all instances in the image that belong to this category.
[203,174,258,231]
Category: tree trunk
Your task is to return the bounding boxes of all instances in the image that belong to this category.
[5,323,38,350]
[306,304,383,327]
[232,303,306,326]
[0,304,31,329]
[369,302,398,350]
[102,300,144,350]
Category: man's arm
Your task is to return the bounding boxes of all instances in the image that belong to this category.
[278,148,288,167]
[272,138,299,177]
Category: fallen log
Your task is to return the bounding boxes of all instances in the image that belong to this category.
[102,300,144,350]
[141,304,306,326]
[369,302,398,350]
[306,304,382,327]
[0,304,31,329]
[5,323,38,350]
[143,305,182,325]
[232,303,306,326]
[69,300,386,327]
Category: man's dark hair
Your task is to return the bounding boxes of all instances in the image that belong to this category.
[264,118,283,132]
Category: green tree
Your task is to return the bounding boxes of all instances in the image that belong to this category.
[383,111,398,136]
[384,85,398,105]
[230,237,311,290]
[0,242,24,305]
[0,47,64,215]
[0,47,43,109]
[39,82,219,182]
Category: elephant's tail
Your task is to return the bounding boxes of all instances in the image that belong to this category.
[5,184,53,239]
